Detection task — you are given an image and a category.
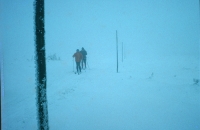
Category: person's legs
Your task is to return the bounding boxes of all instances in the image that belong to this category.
[84,59,86,68]
[76,62,78,72]
[79,63,81,72]
[81,60,84,69]
[77,62,81,73]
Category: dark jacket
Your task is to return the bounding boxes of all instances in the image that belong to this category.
[80,49,87,59]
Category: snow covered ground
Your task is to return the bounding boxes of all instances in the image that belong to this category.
[46,56,200,130]
[2,52,200,130]
[1,0,200,130]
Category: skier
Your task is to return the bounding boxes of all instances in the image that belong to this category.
[80,47,87,69]
[73,49,83,74]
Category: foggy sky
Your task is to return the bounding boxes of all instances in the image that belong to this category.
[1,0,199,63]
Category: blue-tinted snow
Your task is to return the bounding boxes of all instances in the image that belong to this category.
[1,0,199,130]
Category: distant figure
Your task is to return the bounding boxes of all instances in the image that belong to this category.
[73,49,83,74]
[80,47,87,69]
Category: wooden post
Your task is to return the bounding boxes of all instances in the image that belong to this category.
[122,42,123,62]
[35,0,49,129]
[116,30,118,73]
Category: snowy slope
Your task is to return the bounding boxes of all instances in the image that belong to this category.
[45,55,200,130]
[2,49,200,130]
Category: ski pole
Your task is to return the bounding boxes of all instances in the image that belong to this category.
[73,58,74,72]
[87,60,90,69]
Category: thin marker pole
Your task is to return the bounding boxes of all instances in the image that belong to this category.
[116,30,118,73]
[122,42,123,62]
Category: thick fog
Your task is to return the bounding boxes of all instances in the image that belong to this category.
[1,0,199,61]
[1,0,199,130]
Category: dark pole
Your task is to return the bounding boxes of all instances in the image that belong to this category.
[122,42,123,62]
[116,30,118,73]
[34,0,49,129]
[0,69,1,130]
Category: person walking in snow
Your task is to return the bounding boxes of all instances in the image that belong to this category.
[73,49,83,74]
[80,47,87,69]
